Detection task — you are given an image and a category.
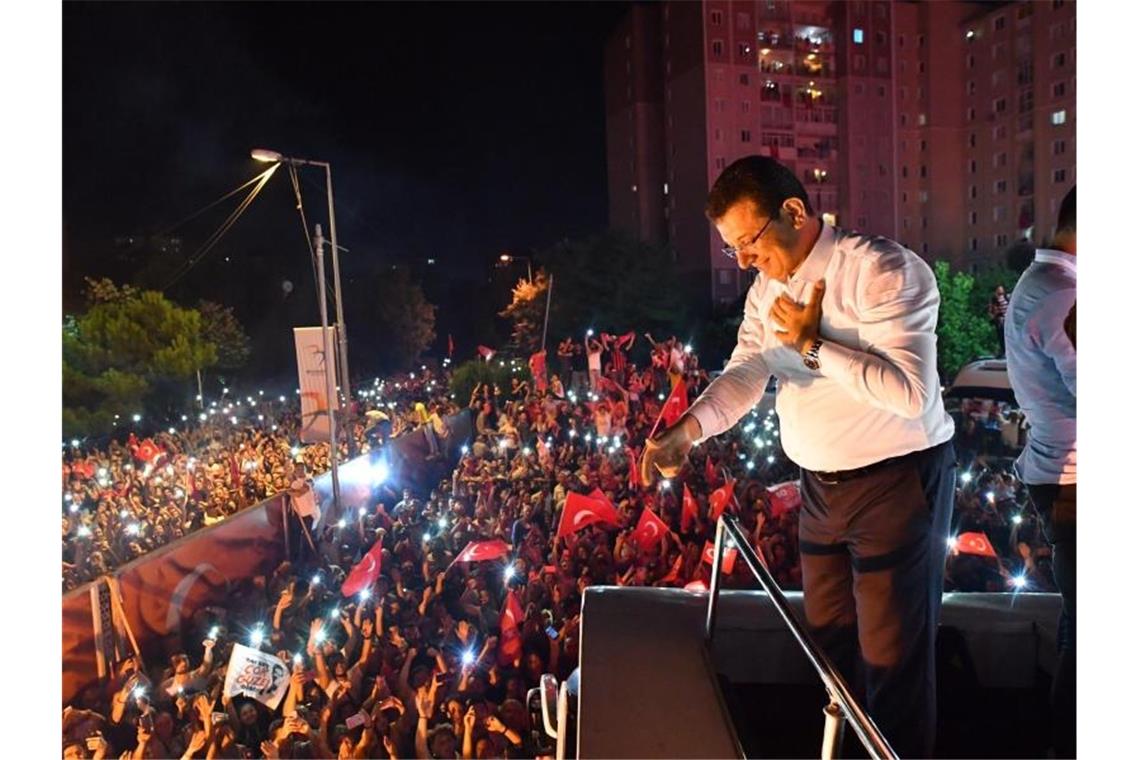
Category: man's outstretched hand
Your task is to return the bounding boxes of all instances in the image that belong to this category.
[640,415,702,486]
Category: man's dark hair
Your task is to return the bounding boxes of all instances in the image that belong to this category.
[706,155,814,220]
[1056,186,1076,233]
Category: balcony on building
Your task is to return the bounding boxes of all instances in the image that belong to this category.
[794,105,838,132]
[756,26,796,51]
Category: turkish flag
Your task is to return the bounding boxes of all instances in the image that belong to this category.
[341,538,384,597]
[477,345,496,361]
[448,334,455,357]
[556,491,620,539]
[955,531,998,558]
[681,484,699,532]
[631,507,670,553]
[650,379,689,438]
[702,541,737,575]
[625,446,642,490]
[134,438,163,464]
[73,460,96,480]
[708,479,737,525]
[529,351,548,392]
[705,456,718,485]
[449,539,512,570]
[498,590,525,667]
[660,553,685,585]
[766,481,803,518]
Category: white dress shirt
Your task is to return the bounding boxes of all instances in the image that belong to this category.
[689,223,954,472]
[1004,249,1076,485]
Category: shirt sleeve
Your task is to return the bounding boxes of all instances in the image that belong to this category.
[688,284,772,440]
[815,246,941,420]
[1040,287,1077,397]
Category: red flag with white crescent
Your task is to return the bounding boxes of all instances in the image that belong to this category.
[625,446,642,490]
[660,553,685,585]
[766,481,802,518]
[477,345,496,361]
[682,484,699,532]
[702,540,737,575]
[134,438,163,464]
[649,378,689,438]
[708,478,736,525]
[955,531,998,558]
[498,590,525,667]
[449,539,512,571]
[556,491,620,539]
[631,507,670,553]
[705,455,718,485]
[341,538,384,597]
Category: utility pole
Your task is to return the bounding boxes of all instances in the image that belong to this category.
[313,224,341,516]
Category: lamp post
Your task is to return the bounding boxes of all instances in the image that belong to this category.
[311,223,341,514]
[812,167,828,215]
[251,149,352,407]
[499,252,532,282]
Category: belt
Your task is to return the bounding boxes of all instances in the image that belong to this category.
[807,442,946,485]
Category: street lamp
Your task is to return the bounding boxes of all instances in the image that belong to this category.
[812,167,828,214]
[251,148,352,406]
[499,252,532,282]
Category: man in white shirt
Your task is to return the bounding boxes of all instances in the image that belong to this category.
[641,156,955,757]
[1005,186,1076,758]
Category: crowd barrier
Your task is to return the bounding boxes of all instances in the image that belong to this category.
[61,411,471,705]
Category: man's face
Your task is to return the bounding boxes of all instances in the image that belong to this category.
[714,199,797,282]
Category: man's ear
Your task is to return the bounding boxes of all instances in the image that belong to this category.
[781,198,810,228]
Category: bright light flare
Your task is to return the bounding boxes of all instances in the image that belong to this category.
[461,649,475,666]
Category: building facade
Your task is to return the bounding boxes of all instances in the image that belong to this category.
[604,0,1076,305]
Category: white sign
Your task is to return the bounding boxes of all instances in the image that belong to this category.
[294,327,340,444]
[223,644,290,710]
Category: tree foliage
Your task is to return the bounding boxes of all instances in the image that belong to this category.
[932,261,998,380]
[448,358,529,405]
[63,278,220,436]
[535,231,690,342]
[498,272,550,354]
[196,300,251,370]
[366,266,437,373]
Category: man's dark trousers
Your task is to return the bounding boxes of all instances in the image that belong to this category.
[1028,482,1076,759]
[798,440,956,758]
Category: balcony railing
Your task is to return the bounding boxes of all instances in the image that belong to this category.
[795,106,839,126]
[706,516,898,760]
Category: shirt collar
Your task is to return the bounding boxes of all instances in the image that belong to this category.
[789,221,836,285]
[1035,248,1076,275]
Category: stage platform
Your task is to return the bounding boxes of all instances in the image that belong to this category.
[577,587,1060,758]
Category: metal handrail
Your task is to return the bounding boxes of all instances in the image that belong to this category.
[705,515,898,760]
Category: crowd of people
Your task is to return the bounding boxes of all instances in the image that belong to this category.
[62,331,1053,758]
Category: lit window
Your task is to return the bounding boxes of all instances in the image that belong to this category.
[853,28,864,44]
[1051,109,1067,125]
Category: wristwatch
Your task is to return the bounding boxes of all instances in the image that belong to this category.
[802,338,824,371]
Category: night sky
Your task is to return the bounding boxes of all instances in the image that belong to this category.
[63,1,629,377]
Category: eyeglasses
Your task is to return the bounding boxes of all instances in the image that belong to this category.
[721,215,775,260]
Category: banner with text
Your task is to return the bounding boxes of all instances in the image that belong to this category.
[294,326,340,444]
[223,644,290,710]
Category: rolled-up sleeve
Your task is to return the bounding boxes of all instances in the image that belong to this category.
[688,285,772,440]
[816,248,941,420]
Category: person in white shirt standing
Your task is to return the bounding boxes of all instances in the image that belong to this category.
[1005,186,1076,759]
[641,156,955,757]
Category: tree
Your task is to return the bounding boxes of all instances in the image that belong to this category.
[498,272,550,354]
[535,230,689,344]
[196,300,251,370]
[363,266,436,373]
[63,279,218,436]
[931,261,996,380]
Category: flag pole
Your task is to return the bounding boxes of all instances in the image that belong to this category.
[540,273,554,353]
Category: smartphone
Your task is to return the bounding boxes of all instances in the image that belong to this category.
[345,711,370,730]
[211,712,229,726]
[545,626,558,640]
[85,735,102,751]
